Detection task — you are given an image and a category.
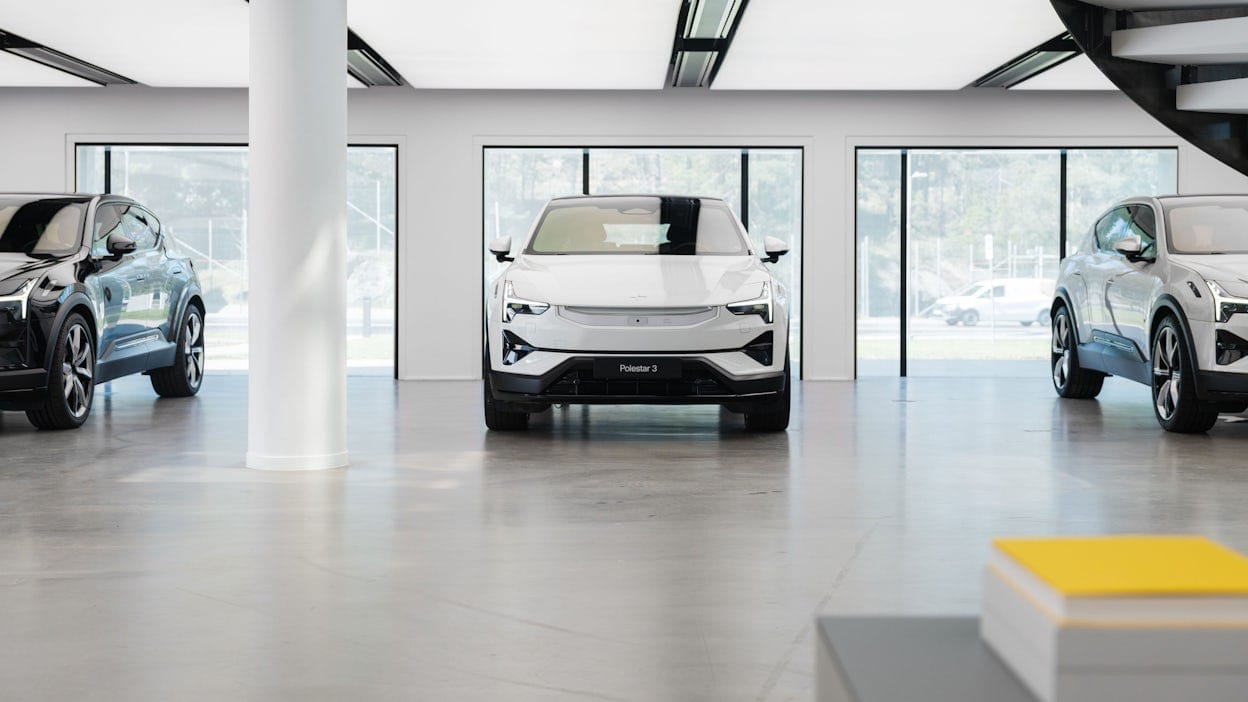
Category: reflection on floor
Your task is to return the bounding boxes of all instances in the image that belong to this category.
[2,375,1247,701]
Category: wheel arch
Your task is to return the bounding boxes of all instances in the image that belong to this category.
[1149,295,1203,388]
[44,292,98,371]
[1052,288,1078,336]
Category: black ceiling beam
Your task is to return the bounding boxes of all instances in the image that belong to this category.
[970,32,1081,89]
[0,27,137,85]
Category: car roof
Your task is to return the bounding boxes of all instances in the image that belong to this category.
[0,192,96,203]
[548,194,727,203]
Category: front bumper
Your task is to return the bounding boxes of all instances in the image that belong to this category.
[0,368,48,410]
[1190,318,1248,400]
[490,356,785,407]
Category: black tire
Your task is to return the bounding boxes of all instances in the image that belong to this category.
[1037,309,1050,326]
[26,313,95,430]
[151,305,205,398]
[1151,315,1218,433]
[962,309,980,326]
[1050,305,1104,399]
[1020,321,1034,327]
[945,318,959,326]
[744,353,791,432]
[483,350,528,431]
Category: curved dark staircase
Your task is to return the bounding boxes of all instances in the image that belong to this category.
[1051,0,1248,176]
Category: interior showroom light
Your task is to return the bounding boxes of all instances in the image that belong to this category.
[0,45,95,87]
[669,0,748,88]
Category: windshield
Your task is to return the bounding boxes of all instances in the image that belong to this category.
[0,197,86,256]
[526,196,749,256]
[1166,198,1248,255]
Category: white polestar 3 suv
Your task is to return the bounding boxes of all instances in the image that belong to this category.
[483,195,791,432]
[1052,194,1248,433]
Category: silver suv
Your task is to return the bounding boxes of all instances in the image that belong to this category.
[1051,195,1248,433]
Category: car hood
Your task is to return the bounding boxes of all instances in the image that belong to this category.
[0,253,54,295]
[505,254,769,307]
[1170,254,1248,296]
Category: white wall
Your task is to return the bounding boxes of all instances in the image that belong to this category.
[1,86,1245,380]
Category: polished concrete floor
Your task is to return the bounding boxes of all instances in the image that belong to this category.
[3,375,1248,701]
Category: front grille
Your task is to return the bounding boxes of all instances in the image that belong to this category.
[543,361,731,397]
[559,306,717,327]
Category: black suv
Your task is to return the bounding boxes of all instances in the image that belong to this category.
[0,194,205,429]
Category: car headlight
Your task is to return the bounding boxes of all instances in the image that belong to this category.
[727,282,773,324]
[1206,281,1248,323]
[503,280,549,323]
[0,278,36,322]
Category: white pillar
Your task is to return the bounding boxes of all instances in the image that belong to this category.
[246,0,348,470]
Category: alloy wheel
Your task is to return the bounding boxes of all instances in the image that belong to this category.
[1153,326,1182,421]
[184,313,205,389]
[62,325,93,419]
[1051,312,1071,390]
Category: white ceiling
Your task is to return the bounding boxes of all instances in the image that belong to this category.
[0,51,95,87]
[0,0,249,87]
[713,0,1069,90]
[1013,55,1118,91]
[0,0,1113,91]
[348,0,682,89]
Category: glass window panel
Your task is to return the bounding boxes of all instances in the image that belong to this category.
[346,147,398,374]
[482,148,583,286]
[73,144,397,375]
[906,149,1061,377]
[855,149,902,377]
[748,149,803,368]
[588,148,741,215]
[1066,148,1178,256]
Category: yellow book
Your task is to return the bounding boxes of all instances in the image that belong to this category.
[993,535,1248,597]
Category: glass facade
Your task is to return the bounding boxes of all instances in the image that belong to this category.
[856,147,1179,377]
[75,144,398,375]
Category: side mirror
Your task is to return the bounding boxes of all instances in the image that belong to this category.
[106,232,137,259]
[762,236,789,264]
[489,235,513,263]
[1113,235,1147,261]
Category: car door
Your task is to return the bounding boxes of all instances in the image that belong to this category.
[116,205,165,335]
[128,207,176,339]
[1082,208,1132,336]
[88,204,144,355]
[1105,204,1163,356]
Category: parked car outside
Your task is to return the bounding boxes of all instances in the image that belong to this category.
[928,277,1052,327]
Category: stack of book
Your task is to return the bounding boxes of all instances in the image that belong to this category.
[981,535,1248,702]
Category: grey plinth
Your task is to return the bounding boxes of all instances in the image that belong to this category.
[816,616,1039,702]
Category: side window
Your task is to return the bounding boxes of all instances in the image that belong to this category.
[1095,208,1131,252]
[1128,205,1157,257]
[991,285,1006,298]
[91,204,125,257]
[119,207,157,250]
